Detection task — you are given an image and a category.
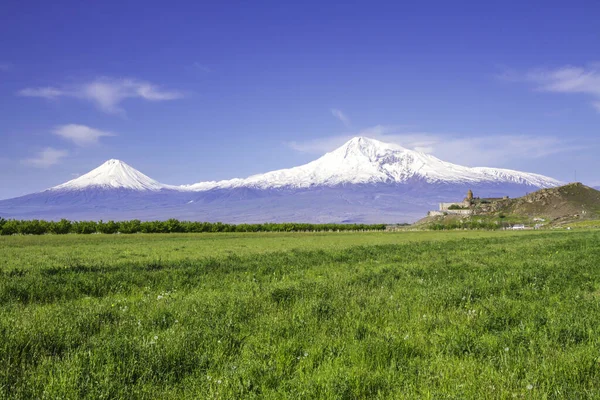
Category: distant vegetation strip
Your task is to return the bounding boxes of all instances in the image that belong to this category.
[0,218,387,235]
[429,220,504,230]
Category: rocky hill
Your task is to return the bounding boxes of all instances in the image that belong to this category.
[416,183,600,228]
[479,183,600,219]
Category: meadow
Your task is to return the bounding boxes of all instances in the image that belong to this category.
[1,229,600,398]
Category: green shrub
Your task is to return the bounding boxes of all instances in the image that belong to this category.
[448,204,468,210]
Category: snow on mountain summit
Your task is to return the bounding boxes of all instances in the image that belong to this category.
[50,159,169,191]
[335,136,409,159]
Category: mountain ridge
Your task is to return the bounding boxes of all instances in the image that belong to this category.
[44,137,562,193]
[183,137,561,190]
[0,137,566,223]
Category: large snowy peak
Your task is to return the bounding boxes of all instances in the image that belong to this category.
[50,159,169,191]
[185,136,562,190]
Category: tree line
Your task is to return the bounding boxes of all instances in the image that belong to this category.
[0,218,387,235]
[429,221,502,230]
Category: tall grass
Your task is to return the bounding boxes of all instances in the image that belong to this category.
[1,231,599,398]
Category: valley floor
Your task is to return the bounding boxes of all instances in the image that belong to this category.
[1,230,599,398]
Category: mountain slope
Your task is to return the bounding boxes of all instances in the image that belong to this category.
[495,183,600,219]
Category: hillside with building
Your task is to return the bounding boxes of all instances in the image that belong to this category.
[429,189,511,217]
[418,183,600,229]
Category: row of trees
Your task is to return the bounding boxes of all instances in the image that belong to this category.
[429,220,502,230]
[0,218,387,235]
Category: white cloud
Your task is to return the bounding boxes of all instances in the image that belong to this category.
[19,87,64,98]
[18,77,184,114]
[508,65,600,113]
[53,124,115,147]
[426,135,577,166]
[529,66,600,95]
[331,109,351,127]
[22,148,68,168]
[287,126,580,167]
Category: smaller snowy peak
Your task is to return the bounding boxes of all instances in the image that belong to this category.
[50,159,169,191]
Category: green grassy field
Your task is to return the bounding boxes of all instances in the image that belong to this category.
[2,230,600,398]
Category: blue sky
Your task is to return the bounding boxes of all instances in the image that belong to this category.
[1,0,599,199]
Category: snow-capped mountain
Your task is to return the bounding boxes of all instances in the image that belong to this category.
[183,137,560,190]
[0,137,563,223]
[50,159,172,191]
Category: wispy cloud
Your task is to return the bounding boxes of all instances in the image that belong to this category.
[53,124,115,147]
[22,148,68,168]
[426,135,577,166]
[331,109,351,127]
[503,65,600,113]
[18,77,184,114]
[288,126,580,167]
[19,87,64,99]
[0,63,11,71]
[190,62,211,72]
